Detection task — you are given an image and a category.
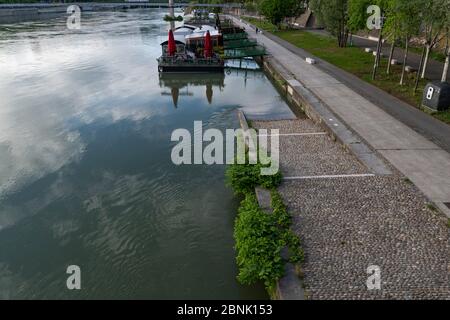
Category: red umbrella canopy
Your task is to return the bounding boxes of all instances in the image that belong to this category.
[167,29,176,56]
[204,31,213,58]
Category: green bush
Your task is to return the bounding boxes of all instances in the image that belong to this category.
[271,191,304,264]
[227,152,303,292]
[233,191,304,292]
[271,190,291,228]
[225,155,282,195]
[234,193,285,290]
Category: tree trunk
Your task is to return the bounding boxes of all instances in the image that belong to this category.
[387,40,396,75]
[344,28,349,48]
[414,46,426,93]
[337,31,343,47]
[337,21,348,48]
[400,37,409,86]
[376,33,383,66]
[337,25,343,47]
[372,32,383,80]
[442,36,449,82]
[421,44,430,79]
[443,54,449,82]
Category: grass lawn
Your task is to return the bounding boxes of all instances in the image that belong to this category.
[243,16,450,125]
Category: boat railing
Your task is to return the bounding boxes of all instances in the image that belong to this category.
[158,56,224,65]
[223,33,248,41]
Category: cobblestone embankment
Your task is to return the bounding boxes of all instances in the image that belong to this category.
[252,119,450,300]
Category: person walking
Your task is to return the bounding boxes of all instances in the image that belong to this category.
[255,27,259,34]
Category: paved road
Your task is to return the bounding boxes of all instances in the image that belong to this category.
[232,16,450,217]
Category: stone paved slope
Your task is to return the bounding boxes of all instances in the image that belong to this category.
[253,119,449,300]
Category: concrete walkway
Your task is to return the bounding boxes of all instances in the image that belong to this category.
[231,16,450,218]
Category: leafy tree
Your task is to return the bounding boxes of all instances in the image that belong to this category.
[419,0,447,79]
[348,0,372,33]
[348,0,394,78]
[442,35,449,82]
[442,3,450,82]
[258,0,306,27]
[243,1,259,13]
[371,0,392,79]
[310,0,350,47]
[382,0,402,74]
[392,0,422,85]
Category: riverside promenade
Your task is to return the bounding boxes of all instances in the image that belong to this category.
[231,16,450,218]
[230,16,450,299]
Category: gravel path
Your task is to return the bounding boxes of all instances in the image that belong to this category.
[253,120,369,177]
[253,119,450,300]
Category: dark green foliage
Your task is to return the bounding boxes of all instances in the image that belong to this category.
[348,0,372,32]
[271,191,304,264]
[225,157,282,195]
[227,153,303,292]
[233,191,304,291]
[270,190,292,228]
[258,0,306,26]
[309,0,350,47]
[234,193,285,290]
[164,15,184,22]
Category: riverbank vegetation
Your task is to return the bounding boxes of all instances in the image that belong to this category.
[242,0,449,81]
[226,154,303,296]
[226,157,282,194]
[243,15,450,125]
[232,0,450,124]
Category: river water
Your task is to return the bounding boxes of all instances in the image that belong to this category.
[0,10,294,299]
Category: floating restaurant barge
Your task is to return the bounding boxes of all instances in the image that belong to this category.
[157,14,266,73]
[157,16,225,73]
[157,33,224,73]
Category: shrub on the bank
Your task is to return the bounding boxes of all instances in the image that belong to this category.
[233,191,304,292]
[225,157,282,195]
[226,148,303,292]
[271,191,304,264]
[234,193,285,290]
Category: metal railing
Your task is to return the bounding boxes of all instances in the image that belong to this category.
[158,56,223,65]
[223,45,266,59]
[224,39,257,49]
[223,33,248,41]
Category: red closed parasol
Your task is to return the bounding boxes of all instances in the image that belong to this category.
[204,31,213,58]
[168,29,176,56]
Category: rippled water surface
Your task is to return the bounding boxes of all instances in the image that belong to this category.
[0,10,292,299]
